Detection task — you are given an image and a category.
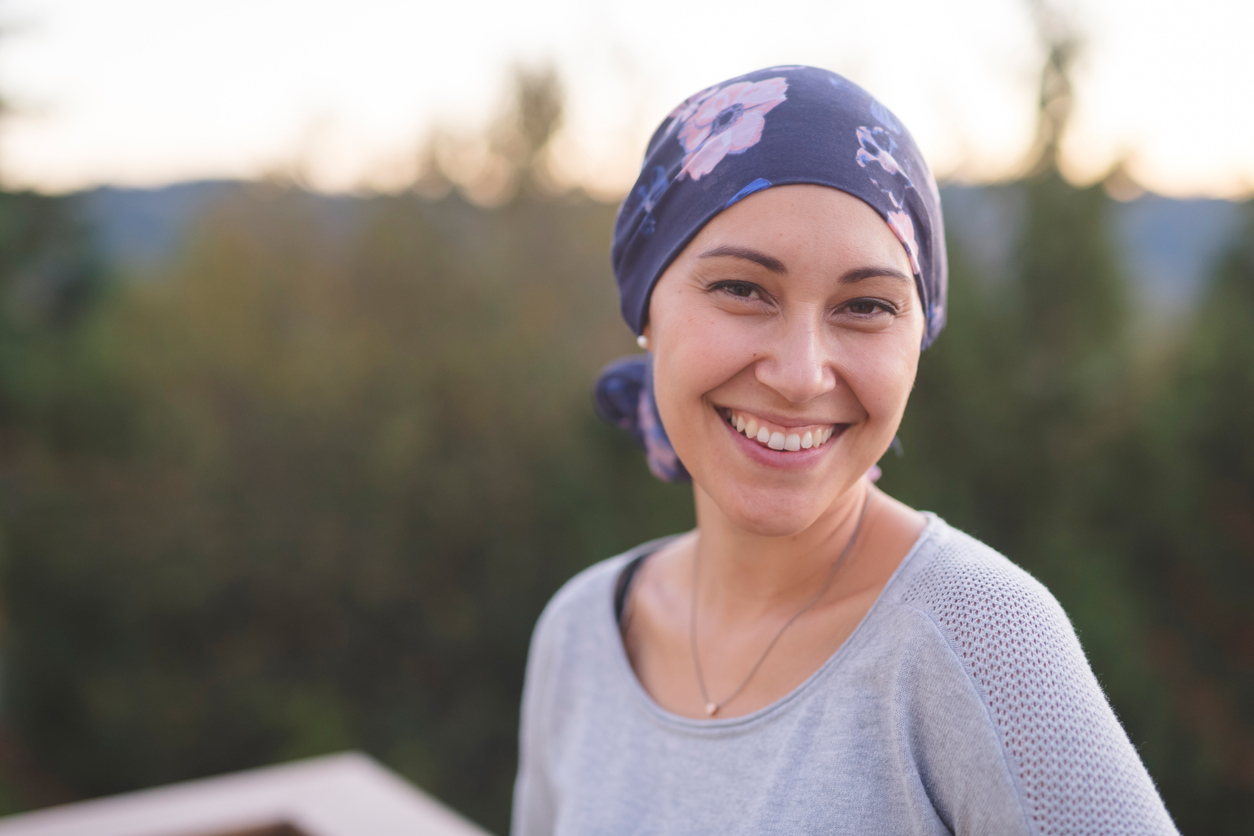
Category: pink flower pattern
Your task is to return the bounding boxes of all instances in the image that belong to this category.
[674,78,788,181]
[666,83,720,124]
[886,209,922,275]
[855,126,902,175]
[856,123,923,280]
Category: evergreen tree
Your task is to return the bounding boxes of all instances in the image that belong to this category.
[1119,201,1254,832]
[0,29,111,813]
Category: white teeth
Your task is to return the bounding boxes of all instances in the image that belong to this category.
[726,408,837,453]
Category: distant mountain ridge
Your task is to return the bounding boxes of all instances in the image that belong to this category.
[75,180,1246,311]
[941,184,1245,311]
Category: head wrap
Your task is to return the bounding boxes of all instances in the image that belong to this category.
[594,65,947,482]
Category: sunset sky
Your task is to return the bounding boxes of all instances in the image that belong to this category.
[0,0,1250,198]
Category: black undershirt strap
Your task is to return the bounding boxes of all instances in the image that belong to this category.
[614,552,649,628]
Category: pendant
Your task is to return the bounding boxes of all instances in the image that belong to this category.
[705,702,718,717]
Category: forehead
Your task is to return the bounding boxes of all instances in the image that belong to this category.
[683,184,912,277]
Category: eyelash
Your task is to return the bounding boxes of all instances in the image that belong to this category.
[709,280,762,300]
[707,281,898,317]
[845,298,897,316]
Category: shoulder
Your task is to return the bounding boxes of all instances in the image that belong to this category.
[532,536,673,640]
[517,535,677,770]
[891,518,1072,645]
[887,518,1095,736]
[514,541,669,836]
[524,535,677,687]
[884,517,1178,834]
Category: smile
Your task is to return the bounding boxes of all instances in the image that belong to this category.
[718,407,838,452]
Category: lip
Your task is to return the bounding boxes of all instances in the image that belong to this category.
[718,407,846,471]
[715,404,835,431]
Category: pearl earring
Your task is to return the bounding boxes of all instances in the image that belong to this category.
[637,335,649,350]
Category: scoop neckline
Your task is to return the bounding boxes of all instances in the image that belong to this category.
[604,512,942,735]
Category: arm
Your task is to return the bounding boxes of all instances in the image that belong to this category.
[899,536,1179,835]
[511,604,560,836]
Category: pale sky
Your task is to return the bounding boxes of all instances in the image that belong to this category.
[0,0,1251,198]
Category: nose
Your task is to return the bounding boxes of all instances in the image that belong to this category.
[753,313,837,404]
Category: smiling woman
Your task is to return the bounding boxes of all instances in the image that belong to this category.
[511,66,1179,835]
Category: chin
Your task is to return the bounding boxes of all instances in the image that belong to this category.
[707,481,834,538]
[729,511,821,539]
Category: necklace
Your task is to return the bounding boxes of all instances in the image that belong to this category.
[689,491,872,718]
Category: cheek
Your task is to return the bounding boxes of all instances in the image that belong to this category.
[841,337,920,422]
[653,311,746,413]
[844,298,925,422]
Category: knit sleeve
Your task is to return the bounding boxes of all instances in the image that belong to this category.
[899,528,1179,836]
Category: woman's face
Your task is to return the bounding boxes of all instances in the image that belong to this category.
[645,184,924,537]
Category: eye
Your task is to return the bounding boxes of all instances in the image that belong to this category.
[710,280,762,300]
[843,298,896,317]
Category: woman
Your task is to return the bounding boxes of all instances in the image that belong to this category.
[512,66,1177,835]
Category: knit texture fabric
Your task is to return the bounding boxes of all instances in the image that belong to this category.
[512,515,1178,836]
[898,543,1172,835]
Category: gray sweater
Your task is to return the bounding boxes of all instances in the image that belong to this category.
[511,514,1178,835]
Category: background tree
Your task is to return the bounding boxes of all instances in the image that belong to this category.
[1115,203,1254,830]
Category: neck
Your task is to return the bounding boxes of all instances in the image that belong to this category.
[691,479,873,620]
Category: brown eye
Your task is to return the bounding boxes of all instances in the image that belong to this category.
[712,281,760,299]
[848,299,880,315]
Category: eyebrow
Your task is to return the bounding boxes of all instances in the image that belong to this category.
[697,245,787,274]
[697,245,913,286]
[841,266,913,284]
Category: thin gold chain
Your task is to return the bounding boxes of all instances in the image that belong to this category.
[689,490,872,718]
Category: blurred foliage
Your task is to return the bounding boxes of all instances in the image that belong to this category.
[0,178,694,824]
[0,68,1249,836]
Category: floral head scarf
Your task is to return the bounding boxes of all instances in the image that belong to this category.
[594,65,947,482]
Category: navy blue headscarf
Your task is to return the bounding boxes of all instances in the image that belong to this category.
[594,65,947,482]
